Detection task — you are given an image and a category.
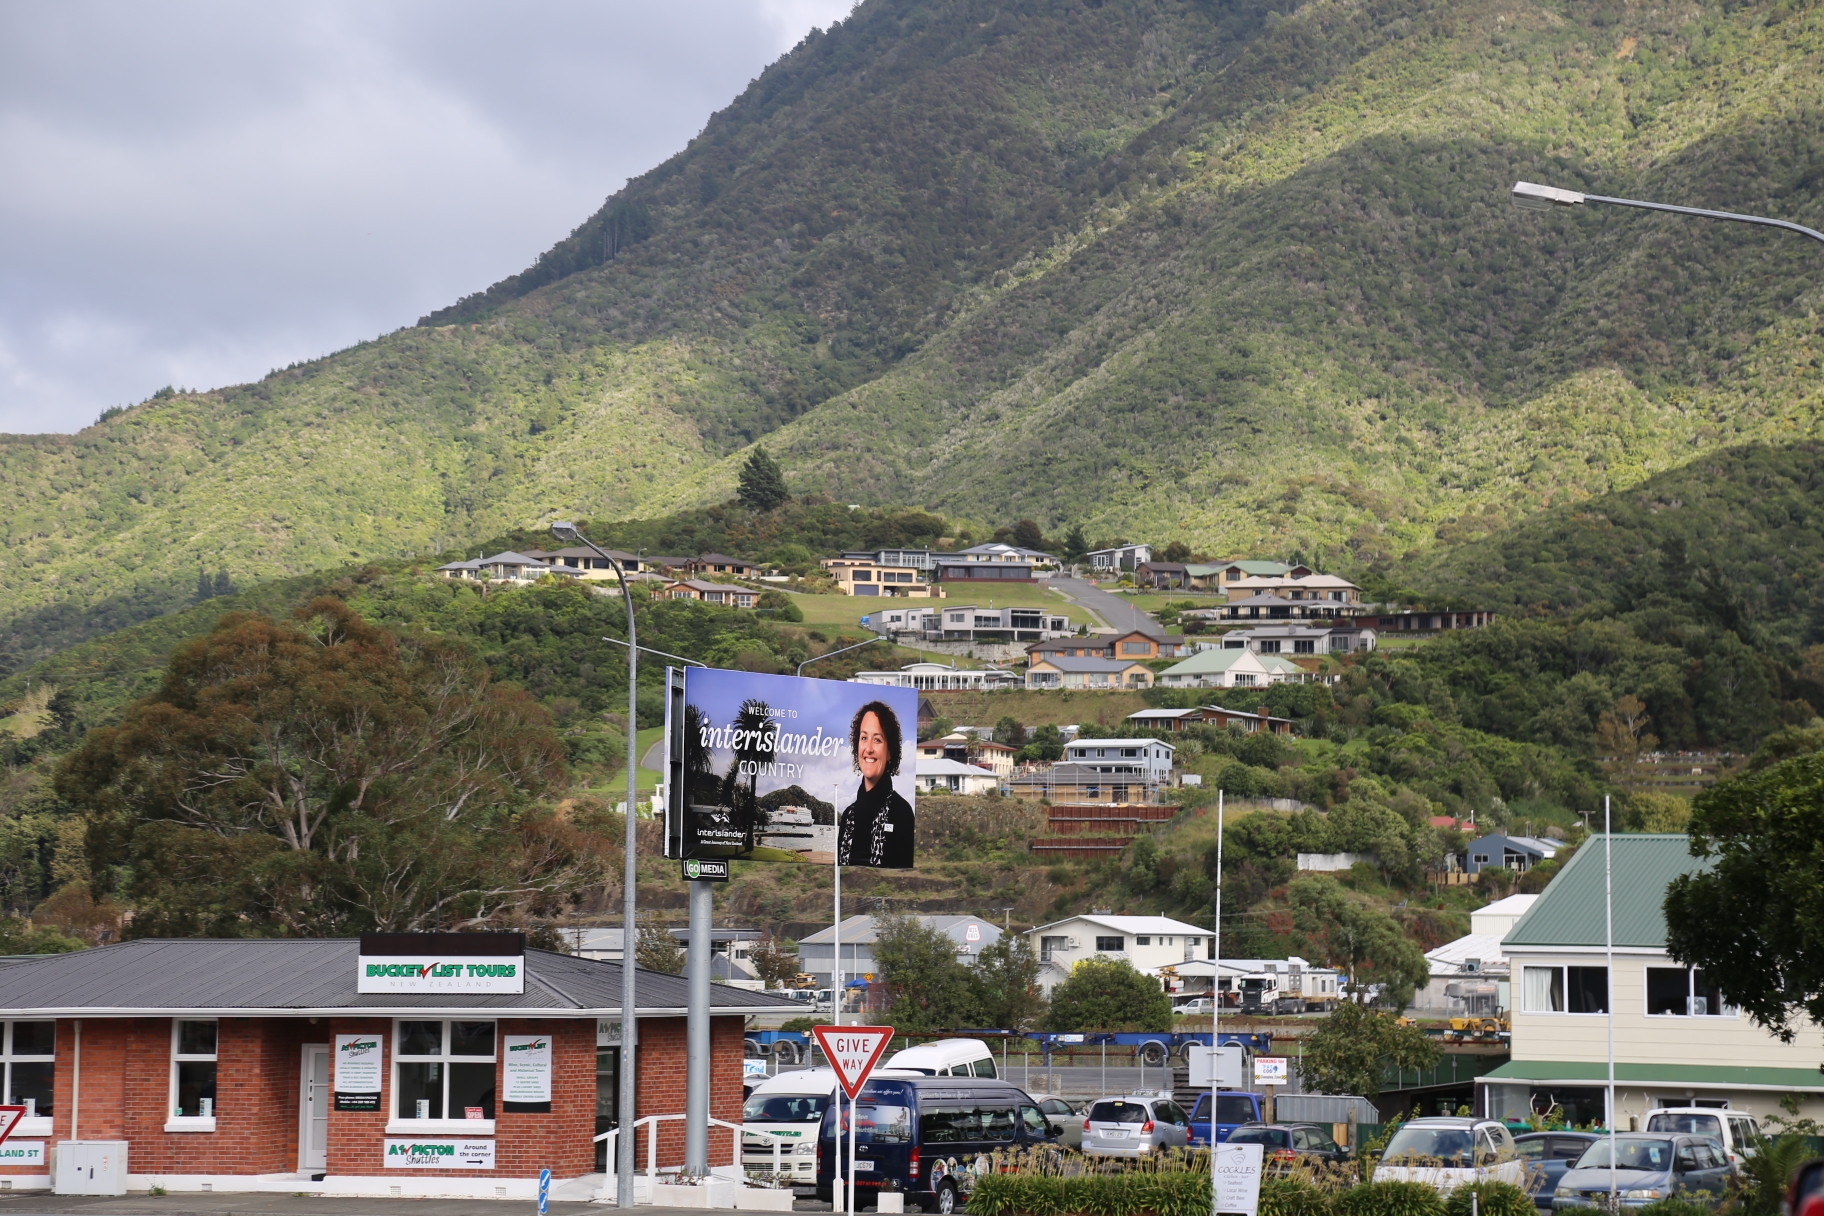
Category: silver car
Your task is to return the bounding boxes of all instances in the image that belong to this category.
[1028,1093,1083,1149]
[1082,1096,1191,1157]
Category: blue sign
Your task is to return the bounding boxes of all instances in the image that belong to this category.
[538,1167,551,1215]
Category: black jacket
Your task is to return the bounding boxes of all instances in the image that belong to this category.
[837,774,915,868]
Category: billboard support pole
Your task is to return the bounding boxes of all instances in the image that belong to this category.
[685,877,713,1176]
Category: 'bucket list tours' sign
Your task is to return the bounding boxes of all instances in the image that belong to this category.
[357,932,526,994]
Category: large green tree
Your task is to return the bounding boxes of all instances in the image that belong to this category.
[736,449,791,513]
[1665,750,1824,1040]
[1045,956,1172,1032]
[873,914,984,1033]
[1298,1000,1442,1101]
[973,935,1046,1032]
[1289,876,1432,1010]
[55,599,582,936]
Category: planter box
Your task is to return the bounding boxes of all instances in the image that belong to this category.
[653,1180,738,1209]
[734,1187,797,1211]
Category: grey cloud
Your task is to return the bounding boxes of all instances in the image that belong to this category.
[0,0,854,433]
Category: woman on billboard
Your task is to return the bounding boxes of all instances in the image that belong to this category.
[837,700,914,867]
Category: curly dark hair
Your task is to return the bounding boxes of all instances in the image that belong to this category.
[848,700,903,777]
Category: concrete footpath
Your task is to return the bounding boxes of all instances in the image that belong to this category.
[0,1198,835,1216]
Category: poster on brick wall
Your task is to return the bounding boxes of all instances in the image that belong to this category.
[335,1033,384,1112]
[502,1034,552,1108]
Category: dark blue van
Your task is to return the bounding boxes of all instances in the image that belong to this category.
[816,1076,1058,1213]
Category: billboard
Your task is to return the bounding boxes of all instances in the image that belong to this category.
[665,668,917,868]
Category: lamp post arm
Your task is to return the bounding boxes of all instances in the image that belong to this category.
[1585,192,1824,246]
[598,636,706,668]
[796,635,888,678]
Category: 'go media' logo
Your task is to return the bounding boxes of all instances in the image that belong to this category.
[365,962,517,979]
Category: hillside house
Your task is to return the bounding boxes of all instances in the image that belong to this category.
[1479,836,1824,1126]
[1025,655,1154,690]
[1156,646,1283,689]
[436,552,580,584]
[686,553,758,578]
[662,580,758,609]
[1360,608,1499,632]
[860,604,1069,642]
[1216,594,1367,622]
[819,554,939,597]
[1133,561,1189,589]
[932,559,1034,584]
[1125,705,1295,735]
[1025,629,1189,663]
[1201,623,1376,655]
[1026,915,1214,995]
[947,542,1055,567]
[1085,543,1151,572]
[915,757,1000,795]
[1185,560,1311,592]
[1465,834,1559,875]
[525,547,649,579]
[798,915,1001,990]
[1224,573,1362,606]
[1062,738,1176,782]
[851,663,1019,692]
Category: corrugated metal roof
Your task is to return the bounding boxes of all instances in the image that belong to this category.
[1503,835,1711,950]
[0,938,799,1016]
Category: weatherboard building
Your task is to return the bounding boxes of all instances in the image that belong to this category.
[0,932,794,1198]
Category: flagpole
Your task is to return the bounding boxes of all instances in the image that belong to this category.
[1212,787,1225,1214]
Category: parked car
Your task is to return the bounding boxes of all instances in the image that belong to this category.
[1175,997,1217,1016]
[1227,1122,1352,1165]
[1645,1108,1762,1166]
[815,1075,1057,1214]
[1552,1134,1734,1209]
[1515,1132,1601,1210]
[1372,1117,1524,1194]
[1082,1095,1192,1158]
[1187,1090,1266,1146]
[1027,1094,1083,1149]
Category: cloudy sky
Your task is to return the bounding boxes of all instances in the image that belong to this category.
[0,0,854,435]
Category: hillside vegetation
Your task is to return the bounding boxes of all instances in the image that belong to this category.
[9,0,1824,670]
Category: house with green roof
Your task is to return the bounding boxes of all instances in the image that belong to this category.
[1478,834,1824,1128]
[1185,560,1309,591]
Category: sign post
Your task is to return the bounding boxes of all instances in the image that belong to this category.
[538,1167,551,1216]
[812,1026,896,1216]
[1252,1056,1288,1124]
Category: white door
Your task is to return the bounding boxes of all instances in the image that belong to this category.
[299,1045,329,1173]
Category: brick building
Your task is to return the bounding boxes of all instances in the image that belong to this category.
[0,933,793,1199]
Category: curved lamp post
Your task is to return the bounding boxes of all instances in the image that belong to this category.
[1511,181,1824,246]
[551,522,642,1209]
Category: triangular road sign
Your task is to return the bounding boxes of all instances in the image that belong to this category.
[0,1106,25,1147]
[811,1025,895,1099]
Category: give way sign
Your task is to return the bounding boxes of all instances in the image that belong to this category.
[0,1106,25,1147]
[811,1025,896,1099]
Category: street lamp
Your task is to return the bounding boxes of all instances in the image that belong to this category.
[551,521,641,1210]
[795,634,889,677]
[1511,181,1824,245]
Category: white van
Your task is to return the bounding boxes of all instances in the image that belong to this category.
[880,1037,999,1077]
[742,1067,836,1182]
[1646,1107,1762,1166]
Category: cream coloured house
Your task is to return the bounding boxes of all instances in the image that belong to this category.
[1478,835,1824,1128]
[1025,914,1214,994]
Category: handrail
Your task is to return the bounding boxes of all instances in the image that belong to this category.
[593,1112,747,1187]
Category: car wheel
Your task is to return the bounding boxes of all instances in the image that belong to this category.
[935,1181,960,1214]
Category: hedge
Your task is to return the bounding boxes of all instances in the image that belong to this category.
[967,1172,1216,1216]
[1442,1182,1534,1216]
[1333,1181,1448,1216]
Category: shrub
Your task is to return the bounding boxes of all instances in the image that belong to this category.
[968,1170,1215,1216]
[1335,1181,1448,1216]
[1260,1176,1335,1216]
[1442,1181,1533,1216]
[1634,1200,1714,1216]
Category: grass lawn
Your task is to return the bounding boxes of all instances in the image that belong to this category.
[924,687,1154,729]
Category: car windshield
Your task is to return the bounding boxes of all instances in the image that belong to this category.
[1647,1114,1722,1138]
[1382,1126,1475,1165]
[1089,1101,1150,1125]
[1576,1140,1676,1171]
[743,1093,830,1123]
[1229,1127,1290,1148]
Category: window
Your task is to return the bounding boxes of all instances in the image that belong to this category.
[1135,936,1152,946]
[1259,641,1281,654]
[171,1019,218,1121]
[853,570,873,581]
[2,1022,53,1117]
[1522,965,1608,1013]
[1039,936,1069,962]
[1234,674,1257,687]
[1095,936,1125,952]
[1294,640,1315,654]
[396,1020,496,1122]
[1122,642,1151,655]
[1646,966,1733,1016]
[1472,853,1490,864]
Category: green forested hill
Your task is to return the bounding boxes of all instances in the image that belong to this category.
[9,0,1824,669]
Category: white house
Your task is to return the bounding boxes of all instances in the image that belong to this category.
[1477,835,1824,1127]
[1026,914,1216,994]
[1155,646,1281,689]
[915,757,1000,795]
[436,551,581,583]
[1197,623,1376,655]
[799,914,1000,989]
[853,663,1021,692]
[1085,543,1152,572]
[1061,738,1176,783]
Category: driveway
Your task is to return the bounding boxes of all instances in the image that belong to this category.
[1046,578,1162,637]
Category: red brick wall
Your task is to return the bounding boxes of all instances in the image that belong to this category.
[24,1012,748,1181]
[632,1016,745,1171]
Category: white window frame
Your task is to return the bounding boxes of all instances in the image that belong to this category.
[167,1018,219,1132]
[1,1021,55,1135]
[1642,964,1739,1018]
[388,1019,498,1135]
[1520,964,1610,1015]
